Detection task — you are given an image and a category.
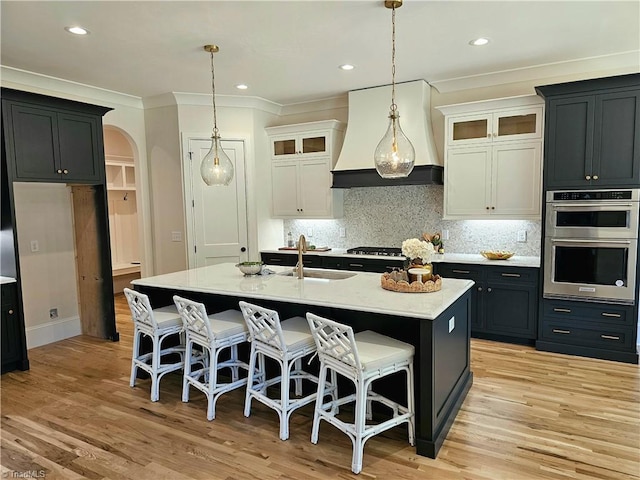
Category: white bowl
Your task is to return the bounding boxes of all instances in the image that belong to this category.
[236,262,263,275]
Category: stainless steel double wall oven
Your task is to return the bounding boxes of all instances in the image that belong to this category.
[544,189,640,304]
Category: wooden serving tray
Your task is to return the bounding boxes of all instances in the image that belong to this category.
[278,247,332,252]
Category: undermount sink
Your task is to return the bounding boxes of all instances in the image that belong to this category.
[278,268,356,280]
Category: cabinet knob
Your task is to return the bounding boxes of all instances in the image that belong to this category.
[57,169,63,174]
[593,175,599,180]
[63,169,69,174]
[477,287,482,292]
[491,206,495,210]
[486,206,490,210]
[585,175,591,180]
[240,247,246,252]
[8,309,13,315]
[487,287,492,292]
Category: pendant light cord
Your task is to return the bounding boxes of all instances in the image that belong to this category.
[210,50,219,138]
[390,4,397,115]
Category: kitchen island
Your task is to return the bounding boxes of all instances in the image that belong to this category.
[132,263,474,458]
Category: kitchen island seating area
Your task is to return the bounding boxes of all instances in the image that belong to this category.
[307,312,416,475]
[123,288,185,402]
[238,300,334,441]
[173,295,250,421]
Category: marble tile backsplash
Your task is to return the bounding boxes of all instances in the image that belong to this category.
[283,185,542,257]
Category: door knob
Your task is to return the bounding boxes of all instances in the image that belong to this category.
[240,247,246,252]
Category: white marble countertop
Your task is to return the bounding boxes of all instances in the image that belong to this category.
[0,276,17,285]
[261,249,540,268]
[132,263,475,321]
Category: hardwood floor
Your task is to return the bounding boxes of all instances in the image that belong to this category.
[1,295,639,479]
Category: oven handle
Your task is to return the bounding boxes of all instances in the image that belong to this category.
[551,239,632,245]
[550,203,634,208]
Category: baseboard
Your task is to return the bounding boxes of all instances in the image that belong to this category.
[26,315,82,349]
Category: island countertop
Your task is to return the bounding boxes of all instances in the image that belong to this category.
[132,263,474,321]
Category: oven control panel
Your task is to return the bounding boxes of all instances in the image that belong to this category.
[549,190,635,201]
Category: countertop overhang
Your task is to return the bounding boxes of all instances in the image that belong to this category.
[132,263,474,321]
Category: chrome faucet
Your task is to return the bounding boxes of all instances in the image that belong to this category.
[296,234,307,279]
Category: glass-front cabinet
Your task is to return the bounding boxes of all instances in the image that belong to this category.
[271,132,328,157]
[447,105,543,146]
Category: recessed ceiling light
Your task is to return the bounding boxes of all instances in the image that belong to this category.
[469,37,490,46]
[235,84,248,90]
[339,64,355,71]
[65,26,89,35]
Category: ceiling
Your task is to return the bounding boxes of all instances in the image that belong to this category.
[1,1,638,105]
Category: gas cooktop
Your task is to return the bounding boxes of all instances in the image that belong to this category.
[346,246,404,257]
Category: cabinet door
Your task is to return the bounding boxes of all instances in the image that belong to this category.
[593,90,640,187]
[298,158,332,217]
[57,112,102,182]
[444,147,492,218]
[492,142,541,218]
[493,107,543,142]
[8,103,61,181]
[300,133,328,155]
[271,161,300,216]
[545,95,595,189]
[447,113,492,146]
[484,283,537,338]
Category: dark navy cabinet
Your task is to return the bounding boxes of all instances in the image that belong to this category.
[260,252,403,273]
[1,282,28,373]
[537,74,640,189]
[435,263,539,344]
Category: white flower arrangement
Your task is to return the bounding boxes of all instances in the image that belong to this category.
[401,238,435,264]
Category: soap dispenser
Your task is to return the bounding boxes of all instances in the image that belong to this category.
[287,232,294,247]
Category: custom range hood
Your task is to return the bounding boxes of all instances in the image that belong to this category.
[332,79,443,188]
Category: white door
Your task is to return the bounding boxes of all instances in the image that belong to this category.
[185,138,248,268]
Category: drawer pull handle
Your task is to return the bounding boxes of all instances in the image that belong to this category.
[349,263,364,268]
[452,269,470,274]
[552,329,571,334]
[553,308,571,313]
[269,258,282,262]
[501,273,521,278]
[601,312,621,318]
[601,334,620,340]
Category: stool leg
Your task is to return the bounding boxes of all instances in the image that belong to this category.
[366,383,373,420]
[294,358,302,396]
[150,332,161,402]
[330,368,339,415]
[310,363,327,445]
[279,358,290,440]
[407,363,416,446]
[130,329,141,387]
[230,344,239,382]
[244,344,258,417]
[182,339,193,403]
[352,377,368,474]
[207,345,218,421]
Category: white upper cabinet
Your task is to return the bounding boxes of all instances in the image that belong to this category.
[267,120,344,219]
[438,96,544,220]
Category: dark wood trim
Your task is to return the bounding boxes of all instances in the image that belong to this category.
[332,165,443,188]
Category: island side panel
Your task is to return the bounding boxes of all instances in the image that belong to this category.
[416,288,473,458]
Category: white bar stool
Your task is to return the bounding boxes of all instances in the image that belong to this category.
[123,288,185,402]
[239,301,334,441]
[306,312,415,475]
[173,295,250,421]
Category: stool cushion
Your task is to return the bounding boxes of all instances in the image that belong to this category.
[207,309,248,338]
[153,305,183,329]
[280,316,316,351]
[354,330,415,372]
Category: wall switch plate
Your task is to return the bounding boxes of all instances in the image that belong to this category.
[442,230,449,241]
[49,308,58,319]
[339,228,346,238]
[517,230,527,242]
[30,240,39,252]
[307,228,313,237]
[448,316,455,333]
[171,231,182,242]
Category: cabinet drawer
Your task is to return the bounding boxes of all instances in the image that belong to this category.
[486,266,538,284]
[1,283,17,306]
[541,321,633,351]
[340,258,402,273]
[261,253,296,267]
[543,299,634,326]
[435,263,484,282]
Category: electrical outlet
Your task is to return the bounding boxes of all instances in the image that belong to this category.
[517,230,527,242]
[307,228,313,238]
[339,228,346,238]
[171,231,182,242]
[448,316,455,333]
[49,308,58,319]
[442,230,449,241]
[30,240,39,252]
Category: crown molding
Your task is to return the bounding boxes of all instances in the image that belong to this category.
[0,65,143,108]
[430,51,640,93]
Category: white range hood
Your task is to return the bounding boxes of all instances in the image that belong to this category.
[332,79,442,188]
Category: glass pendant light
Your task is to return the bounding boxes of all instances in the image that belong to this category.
[201,45,234,186]
[374,0,415,179]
